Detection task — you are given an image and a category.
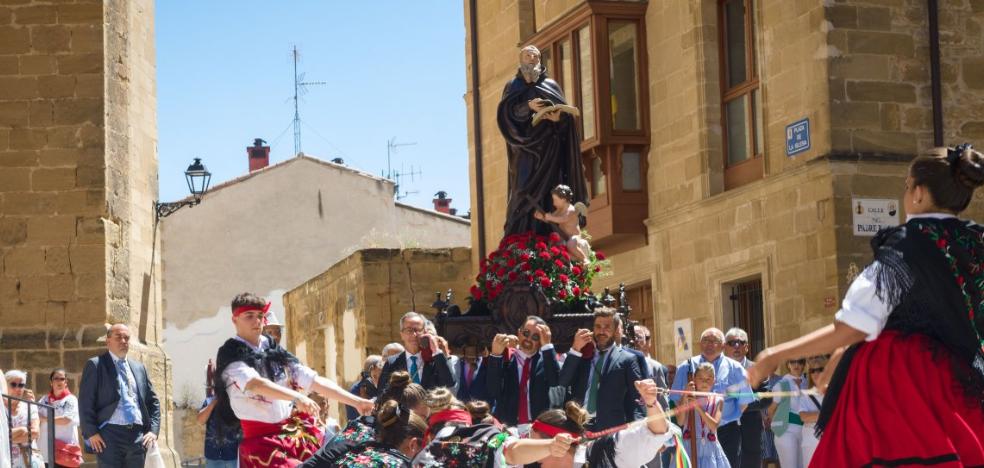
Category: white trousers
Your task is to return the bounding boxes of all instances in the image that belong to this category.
[801,423,821,467]
[775,427,804,468]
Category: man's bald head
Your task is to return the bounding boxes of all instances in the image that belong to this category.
[106,323,132,357]
[699,327,725,361]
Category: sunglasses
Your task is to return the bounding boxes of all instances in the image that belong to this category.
[809,367,825,374]
[52,377,67,382]
[725,340,746,347]
[520,329,540,342]
[9,382,27,389]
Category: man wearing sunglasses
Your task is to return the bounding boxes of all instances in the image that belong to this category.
[486,315,560,427]
[725,327,774,468]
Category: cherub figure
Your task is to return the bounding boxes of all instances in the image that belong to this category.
[534,184,592,264]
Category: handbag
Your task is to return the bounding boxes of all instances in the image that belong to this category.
[54,440,83,468]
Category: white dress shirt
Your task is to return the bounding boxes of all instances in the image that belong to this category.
[221,335,318,423]
[106,351,142,426]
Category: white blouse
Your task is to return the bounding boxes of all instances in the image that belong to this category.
[221,335,318,423]
[38,394,80,463]
[834,213,956,341]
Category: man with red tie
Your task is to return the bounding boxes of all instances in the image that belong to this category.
[485,316,560,427]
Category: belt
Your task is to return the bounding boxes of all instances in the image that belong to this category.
[108,423,142,430]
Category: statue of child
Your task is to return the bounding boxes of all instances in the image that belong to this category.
[534,184,591,264]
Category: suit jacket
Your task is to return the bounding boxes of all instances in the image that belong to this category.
[378,350,455,393]
[486,347,560,426]
[454,358,490,403]
[559,345,644,431]
[79,352,161,439]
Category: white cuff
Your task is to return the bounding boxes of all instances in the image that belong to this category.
[567,349,582,358]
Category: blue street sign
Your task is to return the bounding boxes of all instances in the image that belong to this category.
[785,118,811,157]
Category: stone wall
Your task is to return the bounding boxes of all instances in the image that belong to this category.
[0,0,176,464]
[464,0,984,367]
[284,247,472,420]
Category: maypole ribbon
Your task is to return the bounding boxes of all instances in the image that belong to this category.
[658,387,821,399]
[580,386,821,441]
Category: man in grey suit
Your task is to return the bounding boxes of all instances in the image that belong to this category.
[79,324,161,468]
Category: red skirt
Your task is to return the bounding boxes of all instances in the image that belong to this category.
[239,413,324,468]
[810,331,984,467]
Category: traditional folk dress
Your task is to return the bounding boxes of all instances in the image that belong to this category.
[813,214,984,467]
[299,416,377,468]
[214,334,324,468]
[678,396,730,468]
[326,441,409,468]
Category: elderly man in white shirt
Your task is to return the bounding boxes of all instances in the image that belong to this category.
[214,293,373,468]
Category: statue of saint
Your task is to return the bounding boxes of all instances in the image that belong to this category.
[497,45,589,236]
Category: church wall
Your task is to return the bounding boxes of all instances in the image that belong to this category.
[0,0,178,464]
[465,0,984,368]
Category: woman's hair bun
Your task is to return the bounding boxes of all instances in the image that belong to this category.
[387,371,411,390]
[563,400,589,429]
[954,144,984,189]
[426,387,455,412]
[377,399,403,428]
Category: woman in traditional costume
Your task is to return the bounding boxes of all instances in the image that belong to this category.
[300,372,428,468]
[747,145,984,466]
[325,400,427,468]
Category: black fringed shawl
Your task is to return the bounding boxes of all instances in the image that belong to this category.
[212,335,301,435]
[817,217,984,435]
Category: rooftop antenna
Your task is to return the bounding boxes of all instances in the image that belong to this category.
[291,45,326,156]
[385,137,422,200]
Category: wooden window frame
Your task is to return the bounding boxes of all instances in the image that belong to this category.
[718,0,764,190]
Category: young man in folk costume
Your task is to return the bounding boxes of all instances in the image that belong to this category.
[213,293,374,468]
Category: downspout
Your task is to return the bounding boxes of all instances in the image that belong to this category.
[469,0,487,259]
[928,0,943,146]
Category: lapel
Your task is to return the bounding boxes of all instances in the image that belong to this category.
[99,352,122,398]
[128,359,145,402]
[397,351,408,371]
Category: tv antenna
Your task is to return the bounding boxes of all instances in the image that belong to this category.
[385,137,422,200]
[291,45,326,156]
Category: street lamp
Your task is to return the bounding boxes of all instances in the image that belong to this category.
[155,158,212,220]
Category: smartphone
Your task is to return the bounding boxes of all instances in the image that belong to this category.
[419,335,434,362]
[580,340,596,360]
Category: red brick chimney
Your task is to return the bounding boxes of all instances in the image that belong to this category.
[248,138,270,172]
[433,191,452,214]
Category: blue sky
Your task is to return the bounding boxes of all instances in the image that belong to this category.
[156,2,470,213]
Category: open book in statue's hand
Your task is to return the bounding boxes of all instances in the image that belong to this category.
[531,100,580,126]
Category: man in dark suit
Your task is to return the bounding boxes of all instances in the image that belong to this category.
[485,316,560,426]
[378,311,455,393]
[560,307,644,431]
[454,345,489,403]
[79,324,161,468]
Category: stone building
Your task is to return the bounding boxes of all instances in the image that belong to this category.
[464,0,984,363]
[283,247,473,420]
[161,154,470,458]
[0,0,179,464]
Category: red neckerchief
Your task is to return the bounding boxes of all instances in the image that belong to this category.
[47,389,71,403]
